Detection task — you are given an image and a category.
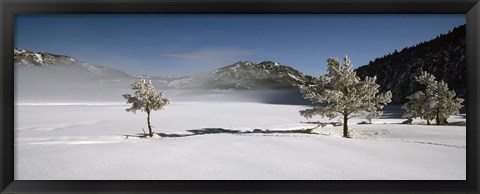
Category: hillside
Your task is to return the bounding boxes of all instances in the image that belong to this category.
[15,49,314,91]
[167,61,315,90]
[128,61,316,91]
[355,25,466,103]
[14,49,314,104]
[14,48,131,79]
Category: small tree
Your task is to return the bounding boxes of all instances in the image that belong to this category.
[123,79,170,137]
[299,56,392,138]
[402,71,463,125]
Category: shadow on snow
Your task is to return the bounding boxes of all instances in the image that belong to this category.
[123,127,318,139]
[158,128,317,138]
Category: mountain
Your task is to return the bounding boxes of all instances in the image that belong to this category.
[15,48,314,91]
[14,48,131,79]
[355,25,466,103]
[161,61,315,90]
[14,48,136,102]
[207,61,315,89]
[14,48,315,104]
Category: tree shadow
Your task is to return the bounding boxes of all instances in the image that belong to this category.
[446,121,466,126]
[379,112,404,119]
[123,133,151,139]
[300,121,342,127]
[154,127,316,138]
[397,120,466,126]
[378,105,404,119]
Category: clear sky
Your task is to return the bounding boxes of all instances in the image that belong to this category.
[15,14,465,77]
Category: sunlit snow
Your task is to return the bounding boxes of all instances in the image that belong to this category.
[15,101,466,180]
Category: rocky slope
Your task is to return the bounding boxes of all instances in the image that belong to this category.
[14,48,130,79]
[164,61,315,90]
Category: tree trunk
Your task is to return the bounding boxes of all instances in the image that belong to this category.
[343,114,349,138]
[427,120,430,125]
[147,110,153,137]
[435,107,440,125]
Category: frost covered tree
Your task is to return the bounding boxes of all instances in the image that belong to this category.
[402,71,463,125]
[123,79,170,137]
[299,56,392,138]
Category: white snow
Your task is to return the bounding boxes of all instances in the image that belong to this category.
[34,53,44,64]
[15,102,126,106]
[167,77,195,88]
[287,73,301,81]
[14,102,466,180]
[81,63,104,76]
[230,64,241,72]
[14,49,25,55]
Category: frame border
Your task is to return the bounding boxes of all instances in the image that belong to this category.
[1,0,479,193]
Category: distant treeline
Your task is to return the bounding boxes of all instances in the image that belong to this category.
[355,25,466,103]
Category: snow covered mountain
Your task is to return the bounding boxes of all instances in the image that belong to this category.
[15,48,313,91]
[14,48,136,102]
[205,60,315,89]
[14,48,314,103]
[355,25,466,103]
[14,48,131,79]
[160,61,315,90]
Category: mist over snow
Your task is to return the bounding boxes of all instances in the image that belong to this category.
[15,66,309,105]
[14,50,313,105]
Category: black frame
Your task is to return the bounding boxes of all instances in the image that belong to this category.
[1,0,479,193]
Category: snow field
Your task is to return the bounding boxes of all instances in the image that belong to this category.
[14,102,466,180]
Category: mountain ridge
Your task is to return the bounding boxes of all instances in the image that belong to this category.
[14,48,131,79]
[14,49,314,91]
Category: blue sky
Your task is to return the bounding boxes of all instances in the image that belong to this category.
[15,14,465,77]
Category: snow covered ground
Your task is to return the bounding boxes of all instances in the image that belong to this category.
[14,102,466,180]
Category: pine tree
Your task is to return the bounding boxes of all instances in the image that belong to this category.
[299,56,392,138]
[123,79,170,137]
[402,71,463,125]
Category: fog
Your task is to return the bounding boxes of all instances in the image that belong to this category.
[15,67,310,105]
[15,66,131,103]
[168,88,310,105]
